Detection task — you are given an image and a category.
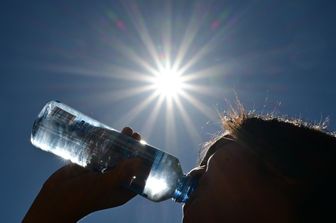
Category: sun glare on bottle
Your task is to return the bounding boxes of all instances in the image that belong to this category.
[152,66,185,99]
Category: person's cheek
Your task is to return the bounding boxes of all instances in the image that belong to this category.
[199,152,241,221]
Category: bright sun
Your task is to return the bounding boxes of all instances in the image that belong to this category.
[152,66,185,99]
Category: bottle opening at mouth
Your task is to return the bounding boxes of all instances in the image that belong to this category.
[173,175,198,203]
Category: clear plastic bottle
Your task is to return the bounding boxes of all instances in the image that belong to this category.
[31,100,196,203]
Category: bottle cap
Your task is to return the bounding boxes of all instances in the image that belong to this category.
[173,175,198,203]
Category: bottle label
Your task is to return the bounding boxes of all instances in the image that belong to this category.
[51,107,76,124]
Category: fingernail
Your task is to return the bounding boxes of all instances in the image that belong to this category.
[132,132,141,140]
[122,127,133,135]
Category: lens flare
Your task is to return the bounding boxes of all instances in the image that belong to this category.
[152,66,185,99]
[50,1,234,148]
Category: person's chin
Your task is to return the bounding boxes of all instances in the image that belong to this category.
[182,199,201,223]
[182,201,192,223]
[182,207,192,223]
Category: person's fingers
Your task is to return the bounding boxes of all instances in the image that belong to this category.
[122,127,141,141]
[132,132,141,141]
[102,158,148,187]
[121,127,133,136]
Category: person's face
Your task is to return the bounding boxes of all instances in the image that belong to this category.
[182,137,294,223]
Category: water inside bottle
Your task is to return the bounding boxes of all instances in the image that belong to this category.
[31,101,196,202]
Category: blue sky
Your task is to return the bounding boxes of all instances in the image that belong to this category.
[1,0,336,222]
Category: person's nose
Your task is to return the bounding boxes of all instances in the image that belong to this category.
[187,165,206,181]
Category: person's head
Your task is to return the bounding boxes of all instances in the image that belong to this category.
[183,111,336,223]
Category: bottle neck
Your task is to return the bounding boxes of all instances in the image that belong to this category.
[173,175,198,203]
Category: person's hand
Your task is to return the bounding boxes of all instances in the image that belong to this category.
[24,127,144,223]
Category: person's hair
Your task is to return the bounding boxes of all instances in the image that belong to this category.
[202,107,336,222]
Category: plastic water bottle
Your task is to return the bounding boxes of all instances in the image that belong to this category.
[31,100,197,203]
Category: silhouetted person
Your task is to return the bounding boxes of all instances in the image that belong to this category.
[23,111,336,223]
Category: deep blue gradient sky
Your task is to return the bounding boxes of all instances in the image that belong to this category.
[1,1,336,222]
